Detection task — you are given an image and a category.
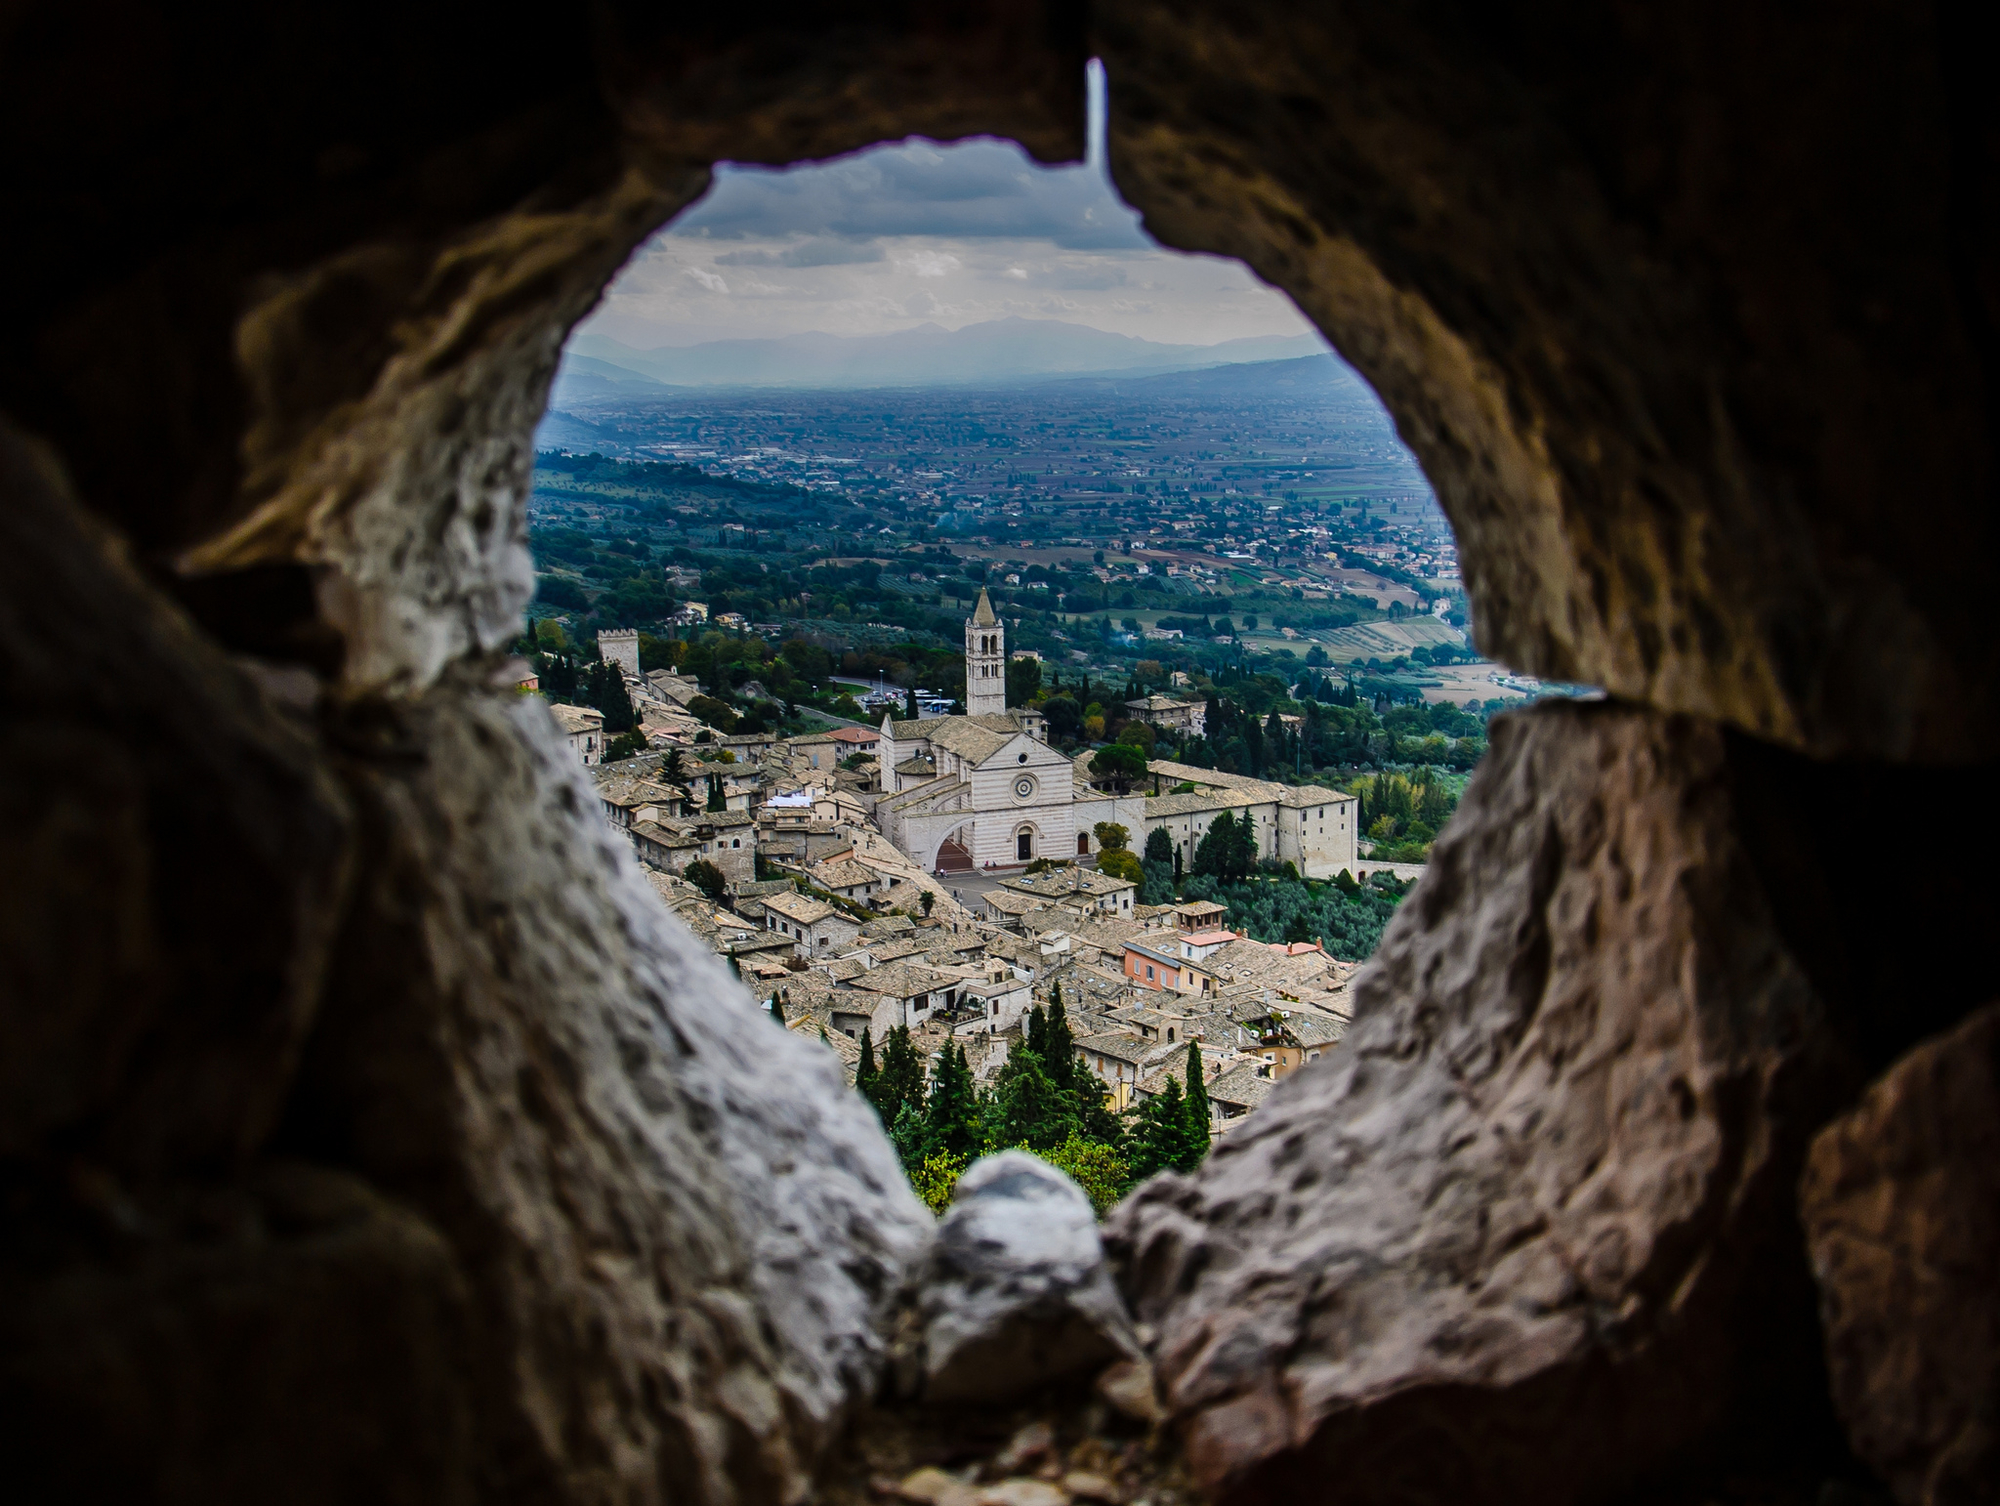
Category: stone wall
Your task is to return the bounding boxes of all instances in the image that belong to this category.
[1,4,1993,1504]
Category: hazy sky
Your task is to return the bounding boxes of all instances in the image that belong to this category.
[579,64,1327,351]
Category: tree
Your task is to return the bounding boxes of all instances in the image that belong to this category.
[1038,1132,1129,1216]
[1006,655,1041,707]
[605,729,647,762]
[1093,822,1131,853]
[1116,720,1156,753]
[920,889,936,918]
[1127,1075,1191,1182]
[1043,990,1077,1099]
[1143,826,1175,865]
[987,1043,1073,1152]
[1180,1041,1211,1161]
[922,1042,982,1161]
[1089,743,1147,791]
[585,660,637,733]
[682,859,726,900]
[1041,694,1083,743]
[687,694,739,733]
[660,746,688,785]
[875,1025,926,1127]
[1097,847,1143,884]
[1192,811,1255,881]
[855,1027,879,1108]
[706,771,726,812]
[909,1150,967,1214]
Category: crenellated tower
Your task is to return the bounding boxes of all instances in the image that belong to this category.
[964,588,1006,717]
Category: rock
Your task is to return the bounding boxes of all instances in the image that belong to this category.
[1800,1001,2000,1505]
[290,680,935,1504]
[1107,701,1850,1505]
[975,1483,1069,1506]
[0,1164,477,1506]
[1093,1360,1164,1428]
[987,1420,1058,1478]
[919,1152,1139,1404]
[0,427,353,1172]
[1062,1470,1125,1504]
[893,1467,980,1506]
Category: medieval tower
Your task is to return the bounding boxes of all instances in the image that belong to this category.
[964,588,1006,717]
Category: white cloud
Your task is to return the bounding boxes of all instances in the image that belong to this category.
[898,250,962,279]
[684,266,730,293]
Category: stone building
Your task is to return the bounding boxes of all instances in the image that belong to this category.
[1139,759,1358,879]
[875,591,1144,872]
[548,702,605,766]
[964,586,1007,717]
[762,891,861,960]
[598,627,640,680]
[1122,693,1207,736]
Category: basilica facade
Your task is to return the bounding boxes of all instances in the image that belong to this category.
[875,590,1144,873]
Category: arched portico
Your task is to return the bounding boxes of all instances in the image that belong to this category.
[929,819,975,874]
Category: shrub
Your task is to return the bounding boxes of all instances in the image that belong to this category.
[1097,848,1143,884]
[682,859,727,900]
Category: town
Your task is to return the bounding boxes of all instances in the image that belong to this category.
[524,586,1436,1207]
[515,354,1567,1203]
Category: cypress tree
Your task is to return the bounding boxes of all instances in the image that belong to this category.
[877,1025,925,1125]
[855,1027,879,1109]
[923,1043,981,1161]
[1043,993,1076,1098]
[1128,1076,1189,1181]
[989,1043,1072,1152]
[1024,1003,1047,1059]
[1180,1040,1211,1167]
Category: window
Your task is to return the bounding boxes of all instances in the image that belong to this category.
[1077,833,1090,855]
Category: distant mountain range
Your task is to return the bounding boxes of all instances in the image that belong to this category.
[555,317,1330,393]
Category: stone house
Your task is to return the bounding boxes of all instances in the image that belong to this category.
[1139,759,1359,880]
[549,703,605,766]
[809,856,887,903]
[1075,1030,1181,1112]
[833,960,959,1038]
[762,891,861,960]
[1122,693,1207,736]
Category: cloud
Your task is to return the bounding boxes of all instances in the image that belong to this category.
[684,266,729,293]
[666,136,1151,251]
[897,250,962,279]
[714,238,887,268]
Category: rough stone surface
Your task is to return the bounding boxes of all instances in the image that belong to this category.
[0,426,933,1501]
[2,6,1996,1503]
[0,422,353,1171]
[1801,1001,2000,1506]
[283,677,933,1503]
[1108,700,1852,1504]
[919,1153,1138,1404]
[0,1163,477,1506]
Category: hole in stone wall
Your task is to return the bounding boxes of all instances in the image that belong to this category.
[519,60,1588,1208]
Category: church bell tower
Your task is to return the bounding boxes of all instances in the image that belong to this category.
[965,588,1006,717]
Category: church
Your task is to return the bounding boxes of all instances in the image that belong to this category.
[875,590,1145,873]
